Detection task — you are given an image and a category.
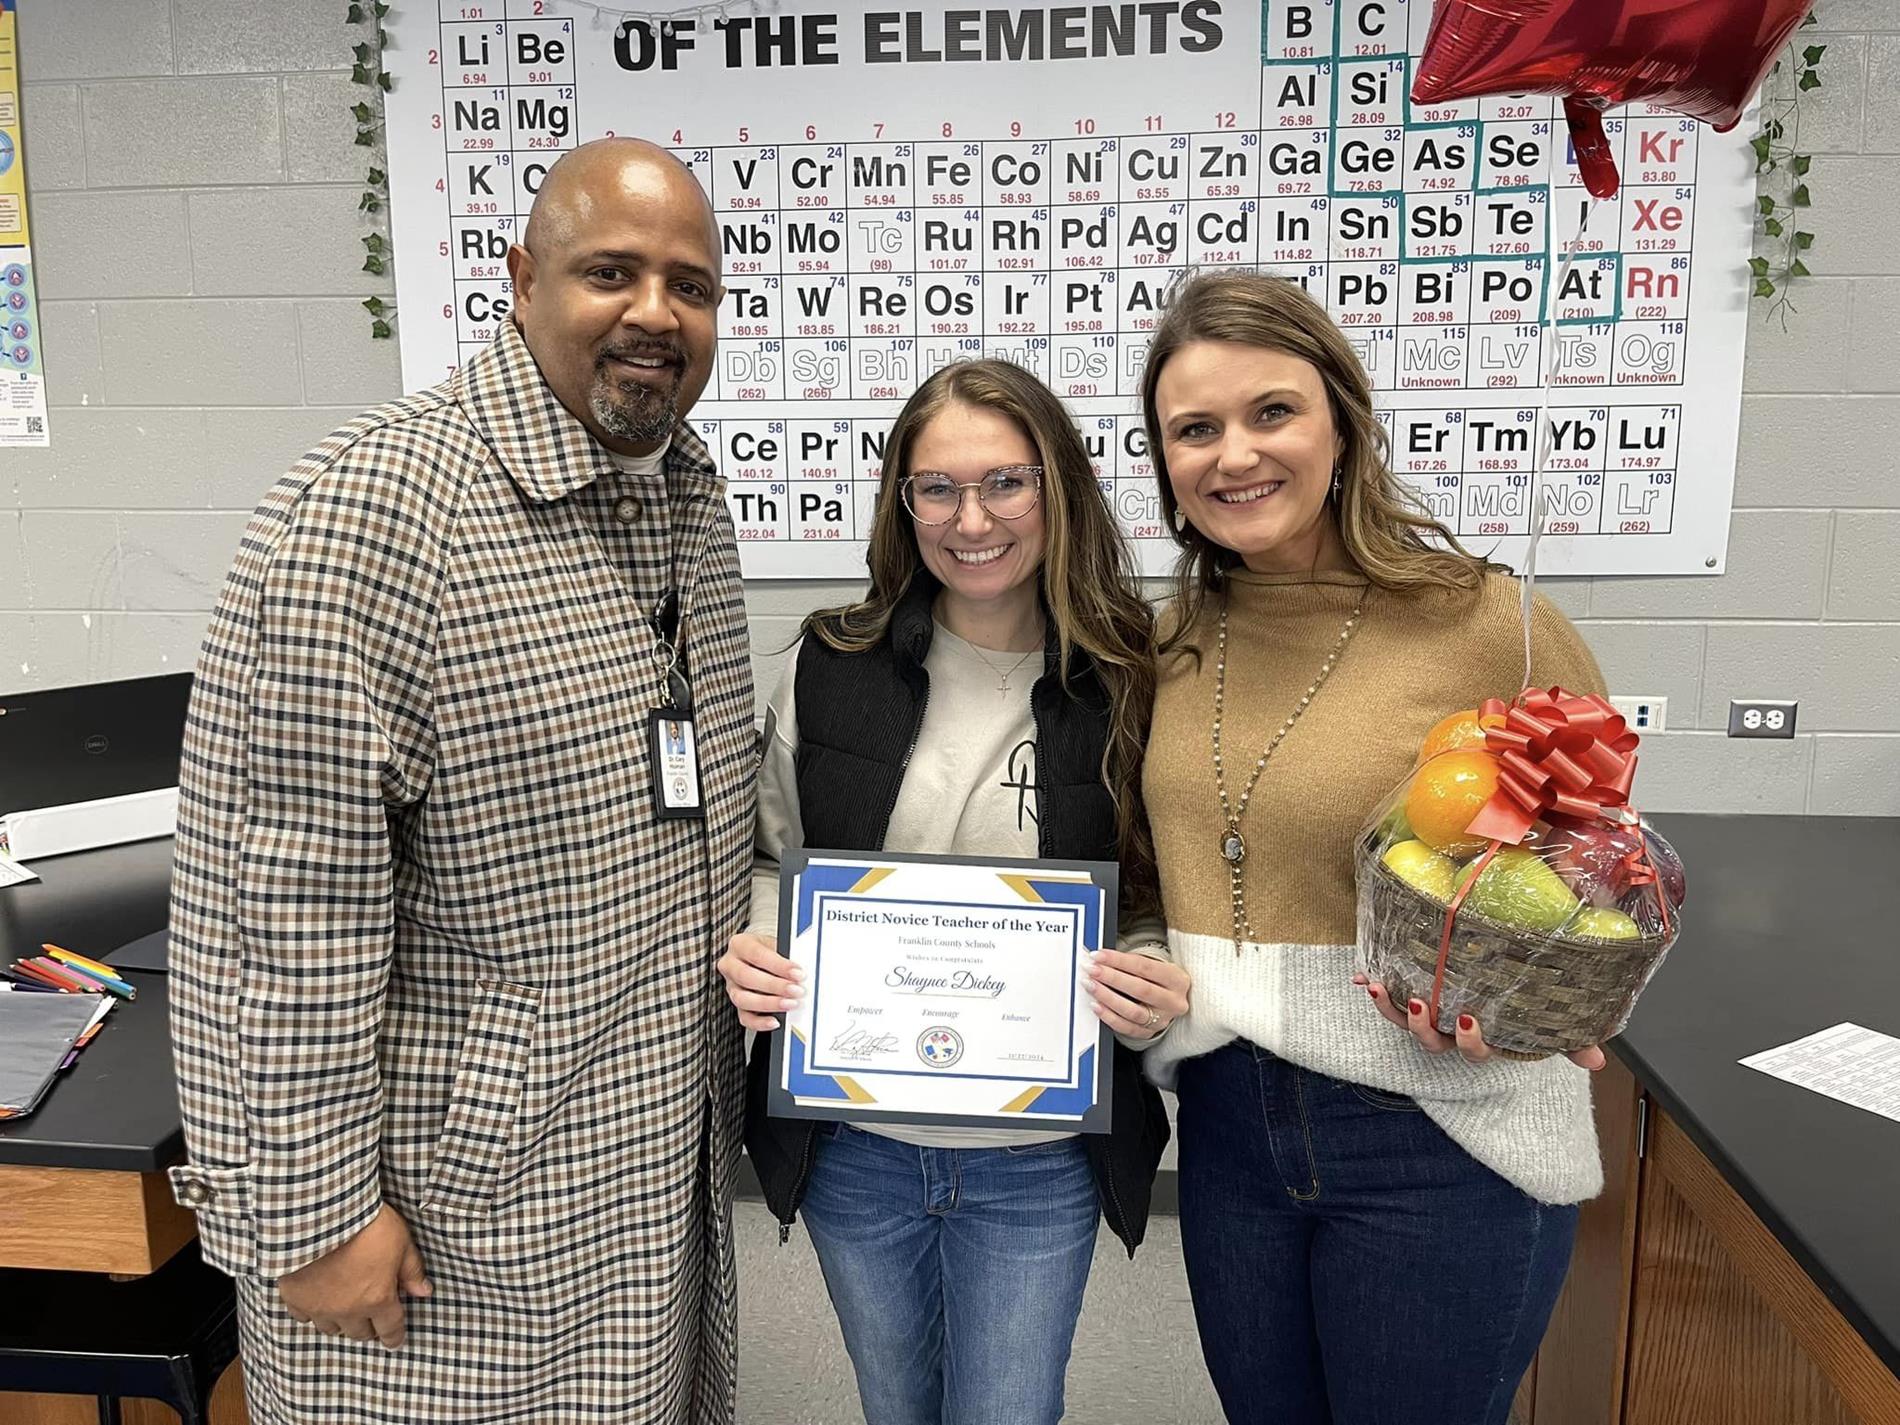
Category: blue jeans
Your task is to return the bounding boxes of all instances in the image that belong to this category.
[798,1124,1099,1425]
[1175,1043,1578,1425]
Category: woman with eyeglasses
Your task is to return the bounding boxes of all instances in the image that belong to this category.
[720,359,1189,1425]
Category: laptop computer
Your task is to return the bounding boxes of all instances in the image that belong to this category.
[0,674,193,816]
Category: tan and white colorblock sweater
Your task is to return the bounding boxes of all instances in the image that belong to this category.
[1144,568,1610,1204]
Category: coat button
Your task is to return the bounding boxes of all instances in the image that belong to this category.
[613,496,641,525]
[179,1180,214,1207]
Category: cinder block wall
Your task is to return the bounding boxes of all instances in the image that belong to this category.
[7,0,1897,814]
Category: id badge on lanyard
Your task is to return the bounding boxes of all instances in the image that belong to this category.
[647,587,705,820]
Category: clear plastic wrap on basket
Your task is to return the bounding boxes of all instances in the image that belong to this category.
[1353,692,1686,1059]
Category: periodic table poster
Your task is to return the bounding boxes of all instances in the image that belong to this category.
[384,1,1754,576]
[0,0,48,449]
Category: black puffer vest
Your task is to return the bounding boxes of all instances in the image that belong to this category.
[743,579,1170,1256]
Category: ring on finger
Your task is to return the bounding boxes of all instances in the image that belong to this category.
[1142,1007,1161,1030]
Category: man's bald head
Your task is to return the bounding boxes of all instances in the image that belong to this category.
[506,136,723,456]
[523,138,717,265]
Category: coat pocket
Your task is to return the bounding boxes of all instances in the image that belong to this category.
[420,980,542,1219]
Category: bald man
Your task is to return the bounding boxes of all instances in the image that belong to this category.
[169,139,756,1422]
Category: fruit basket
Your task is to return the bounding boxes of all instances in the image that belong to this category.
[1353,693,1685,1059]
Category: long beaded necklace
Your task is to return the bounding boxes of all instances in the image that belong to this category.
[1212,588,1367,955]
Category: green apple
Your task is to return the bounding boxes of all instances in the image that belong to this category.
[1375,802,1415,845]
[1381,839,1460,902]
[1456,847,1580,934]
[1571,906,1641,940]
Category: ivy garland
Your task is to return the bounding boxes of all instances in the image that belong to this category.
[348,1,395,339]
[1750,12,1823,326]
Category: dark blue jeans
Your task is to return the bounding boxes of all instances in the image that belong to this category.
[1175,1042,1578,1425]
[799,1124,1099,1425]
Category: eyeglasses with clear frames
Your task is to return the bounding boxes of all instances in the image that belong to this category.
[900,465,1044,525]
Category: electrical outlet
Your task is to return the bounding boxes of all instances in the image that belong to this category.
[1610,695,1667,733]
[1728,700,1798,739]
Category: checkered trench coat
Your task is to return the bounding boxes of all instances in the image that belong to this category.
[168,320,756,1423]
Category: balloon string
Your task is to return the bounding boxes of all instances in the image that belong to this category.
[1521,191,1603,696]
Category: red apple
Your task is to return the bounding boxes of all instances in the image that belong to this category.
[1618,826,1686,929]
[1543,820,1649,908]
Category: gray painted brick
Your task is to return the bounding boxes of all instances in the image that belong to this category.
[1869,36,1900,152]
[89,612,212,682]
[21,85,85,190]
[0,612,210,693]
[1815,0,1900,29]
[1826,512,1900,620]
[115,512,254,610]
[1573,621,1705,729]
[82,77,283,186]
[1537,577,1590,619]
[1810,736,1900,816]
[297,301,404,406]
[1632,733,1814,815]
[1590,510,1831,620]
[189,187,392,298]
[1740,279,1851,394]
[744,581,867,621]
[31,191,193,299]
[201,407,362,508]
[39,300,106,408]
[1734,396,1900,508]
[15,0,173,82]
[1757,35,1865,155]
[5,409,210,509]
[283,72,367,183]
[98,300,304,406]
[176,0,358,75]
[12,512,125,610]
[1773,157,1900,277]
[1846,279,1900,393]
[1702,623,1900,731]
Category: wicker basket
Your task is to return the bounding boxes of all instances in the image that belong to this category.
[1354,832,1675,1058]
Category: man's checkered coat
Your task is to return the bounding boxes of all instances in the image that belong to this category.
[168,321,756,1422]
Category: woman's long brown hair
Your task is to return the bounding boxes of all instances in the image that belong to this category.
[805,359,1159,916]
[1139,270,1500,656]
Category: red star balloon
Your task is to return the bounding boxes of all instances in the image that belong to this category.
[1412,0,1815,197]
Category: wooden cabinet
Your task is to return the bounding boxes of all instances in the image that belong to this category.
[1,1163,247,1425]
[1521,1060,1900,1425]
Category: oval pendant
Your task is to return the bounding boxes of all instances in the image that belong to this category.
[1221,828,1245,865]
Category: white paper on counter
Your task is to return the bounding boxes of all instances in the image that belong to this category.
[1739,1022,1900,1126]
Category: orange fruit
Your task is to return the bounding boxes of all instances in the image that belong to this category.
[1416,707,1507,764]
[1404,748,1503,858]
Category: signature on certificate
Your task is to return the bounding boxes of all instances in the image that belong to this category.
[828,1022,903,1061]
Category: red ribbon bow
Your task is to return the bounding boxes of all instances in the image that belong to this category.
[1463,688,1640,846]
[1425,689,1664,1028]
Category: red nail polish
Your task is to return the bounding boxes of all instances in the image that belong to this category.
[1458,1015,1475,1033]
[1366,985,1380,1000]
[1408,999,1426,1018]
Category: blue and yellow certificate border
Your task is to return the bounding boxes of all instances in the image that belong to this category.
[766,848,1119,1134]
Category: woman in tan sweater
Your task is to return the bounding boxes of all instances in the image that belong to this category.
[1140,271,1608,1425]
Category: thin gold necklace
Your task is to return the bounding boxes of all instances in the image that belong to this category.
[1213,589,1367,955]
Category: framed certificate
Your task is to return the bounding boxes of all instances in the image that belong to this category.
[766,848,1118,1134]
